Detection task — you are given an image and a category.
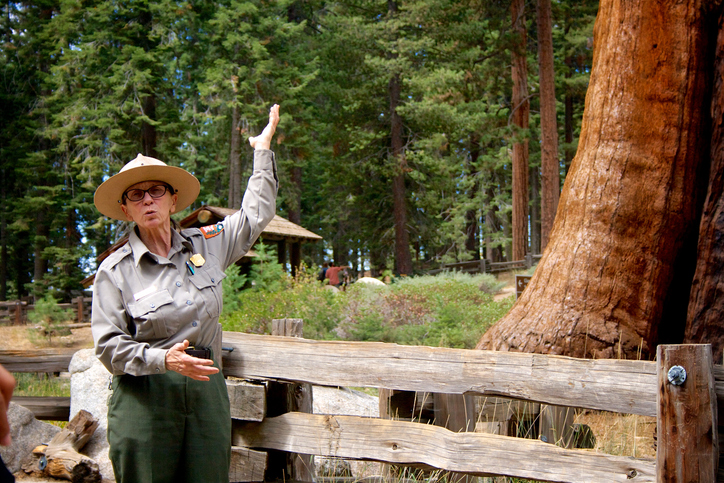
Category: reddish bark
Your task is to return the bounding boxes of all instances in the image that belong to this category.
[478,0,716,359]
[685,11,724,361]
[511,0,529,261]
[538,0,559,251]
[228,104,243,209]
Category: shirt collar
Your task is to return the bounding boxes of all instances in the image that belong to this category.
[128,227,193,266]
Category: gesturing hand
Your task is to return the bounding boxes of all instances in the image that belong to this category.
[249,104,281,151]
[165,340,219,381]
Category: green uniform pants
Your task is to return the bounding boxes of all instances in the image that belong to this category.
[108,363,231,483]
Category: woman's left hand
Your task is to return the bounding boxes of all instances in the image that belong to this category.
[249,104,280,150]
[165,340,219,381]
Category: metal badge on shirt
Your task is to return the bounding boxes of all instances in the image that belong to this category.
[190,254,205,267]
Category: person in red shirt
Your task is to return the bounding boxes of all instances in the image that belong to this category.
[325,265,350,288]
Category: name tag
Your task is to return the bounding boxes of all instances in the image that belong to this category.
[134,285,157,301]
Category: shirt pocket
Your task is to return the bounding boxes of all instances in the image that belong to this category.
[189,266,227,320]
[127,289,175,340]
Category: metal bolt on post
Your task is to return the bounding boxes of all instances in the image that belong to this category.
[667,365,687,386]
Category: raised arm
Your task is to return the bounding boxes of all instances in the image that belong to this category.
[249,104,280,151]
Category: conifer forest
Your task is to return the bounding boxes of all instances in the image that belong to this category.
[0,0,598,301]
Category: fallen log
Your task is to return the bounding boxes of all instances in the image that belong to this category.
[44,409,101,482]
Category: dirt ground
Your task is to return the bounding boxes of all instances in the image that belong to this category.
[0,325,94,351]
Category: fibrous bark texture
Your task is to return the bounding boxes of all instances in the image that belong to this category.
[685,10,724,361]
[511,0,529,261]
[478,0,716,359]
[538,0,559,251]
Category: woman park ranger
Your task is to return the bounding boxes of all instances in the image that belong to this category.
[91,105,280,483]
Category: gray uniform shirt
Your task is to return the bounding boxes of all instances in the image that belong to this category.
[92,149,278,376]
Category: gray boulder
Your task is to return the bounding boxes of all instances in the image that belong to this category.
[313,386,379,418]
[69,348,114,481]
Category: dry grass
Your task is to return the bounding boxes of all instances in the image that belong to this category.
[0,325,94,350]
[575,410,656,459]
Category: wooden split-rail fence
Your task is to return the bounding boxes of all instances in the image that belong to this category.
[0,296,92,326]
[428,253,543,276]
[2,318,721,483]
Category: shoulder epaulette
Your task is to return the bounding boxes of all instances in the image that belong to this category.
[99,242,133,269]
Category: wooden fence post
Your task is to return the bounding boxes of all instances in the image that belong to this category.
[433,393,476,483]
[657,344,718,483]
[75,297,84,324]
[266,318,314,482]
[15,300,23,325]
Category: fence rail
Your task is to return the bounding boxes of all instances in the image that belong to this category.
[0,297,91,325]
[428,253,543,276]
[5,333,721,482]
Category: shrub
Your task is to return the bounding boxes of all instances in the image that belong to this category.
[221,270,514,349]
[27,294,73,343]
[340,273,511,348]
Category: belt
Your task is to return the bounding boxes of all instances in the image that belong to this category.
[184,346,211,359]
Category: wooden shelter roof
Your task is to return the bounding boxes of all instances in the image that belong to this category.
[180,206,323,243]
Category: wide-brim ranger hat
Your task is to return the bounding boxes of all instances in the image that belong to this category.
[94,153,200,221]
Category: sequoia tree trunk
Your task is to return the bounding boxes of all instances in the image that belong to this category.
[685,12,724,361]
[478,0,717,359]
[511,0,529,262]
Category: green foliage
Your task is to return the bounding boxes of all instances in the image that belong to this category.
[220,271,513,349]
[27,294,74,342]
[247,242,288,292]
[220,271,345,337]
[0,0,595,295]
[12,372,70,398]
[341,273,511,348]
[222,264,248,315]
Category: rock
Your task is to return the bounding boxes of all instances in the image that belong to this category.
[0,402,60,474]
[355,277,386,286]
[313,386,379,418]
[69,349,114,482]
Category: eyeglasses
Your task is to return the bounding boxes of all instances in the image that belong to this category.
[123,184,174,202]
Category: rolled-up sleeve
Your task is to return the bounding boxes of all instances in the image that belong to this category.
[92,267,168,376]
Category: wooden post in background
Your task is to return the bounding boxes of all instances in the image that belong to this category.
[14,300,23,325]
[266,318,314,482]
[76,296,84,324]
[657,344,718,482]
[433,393,476,483]
[538,405,575,448]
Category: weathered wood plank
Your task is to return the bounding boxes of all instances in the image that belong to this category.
[233,412,655,483]
[13,397,70,421]
[657,345,718,482]
[222,332,658,416]
[227,380,266,422]
[267,319,314,483]
[230,446,267,482]
[0,349,76,373]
